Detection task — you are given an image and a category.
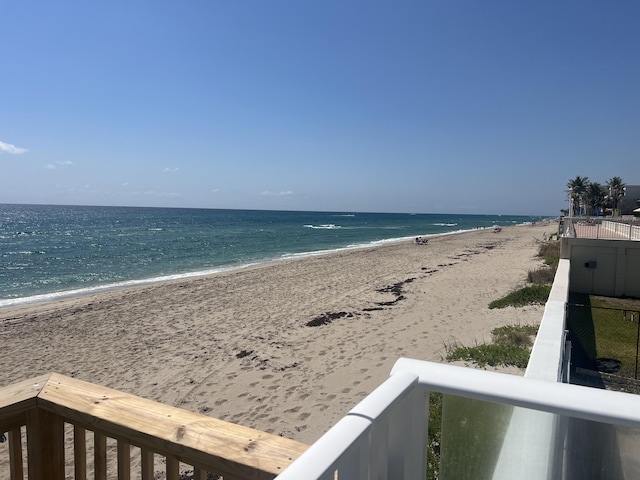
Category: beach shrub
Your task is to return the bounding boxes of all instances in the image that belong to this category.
[445,324,538,369]
[527,266,556,285]
[488,285,551,309]
[492,324,538,346]
[446,343,531,369]
[537,240,560,266]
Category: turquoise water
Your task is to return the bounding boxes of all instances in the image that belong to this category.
[0,204,543,306]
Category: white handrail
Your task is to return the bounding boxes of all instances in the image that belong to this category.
[391,359,640,429]
[275,372,425,480]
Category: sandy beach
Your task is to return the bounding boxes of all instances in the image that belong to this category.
[0,222,555,446]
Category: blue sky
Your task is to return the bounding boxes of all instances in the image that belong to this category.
[1,1,638,215]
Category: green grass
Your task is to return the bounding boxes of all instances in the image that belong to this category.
[488,285,551,309]
[445,324,538,369]
[446,343,531,369]
[567,294,640,378]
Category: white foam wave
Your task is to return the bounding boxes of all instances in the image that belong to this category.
[433,223,458,227]
[303,224,342,229]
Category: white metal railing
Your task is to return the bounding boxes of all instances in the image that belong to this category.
[275,372,426,480]
[562,216,640,240]
[276,359,640,480]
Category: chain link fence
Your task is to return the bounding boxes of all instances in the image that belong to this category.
[567,303,640,380]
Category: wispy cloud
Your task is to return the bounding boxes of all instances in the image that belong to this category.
[0,141,28,155]
[260,190,294,196]
[162,167,179,173]
[45,160,73,170]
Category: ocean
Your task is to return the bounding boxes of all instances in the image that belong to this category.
[0,204,543,307]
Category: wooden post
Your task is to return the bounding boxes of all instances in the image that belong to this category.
[193,467,208,480]
[26,408,65,480]
[166,455,180,479]
[94,431,107,480]
[141,447,154,480]
[9,427,24,480]
[74,425,87,480]
[117,439,131,480]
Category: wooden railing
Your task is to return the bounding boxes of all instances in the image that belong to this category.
[0,373,308,480]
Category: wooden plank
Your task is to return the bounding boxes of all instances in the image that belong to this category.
[0,374,49,425]
[37,373,308,479]
[117,439,131,480]
[73,425,87,480]
[26,407,65,480]
[94,431,107,480]
[8,427,24,480]
[0,412,26,436]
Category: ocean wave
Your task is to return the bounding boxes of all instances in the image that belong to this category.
[303,224,342,229]
[433,223,458,227]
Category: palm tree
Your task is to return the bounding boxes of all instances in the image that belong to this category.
[606,176,626,216]
[585,182,606,216]
[567,176,590,216]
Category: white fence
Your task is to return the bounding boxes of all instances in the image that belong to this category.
[563,217,640,240]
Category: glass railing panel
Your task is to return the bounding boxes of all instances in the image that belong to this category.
[562,417,640,480]
[436,393,640,480]
[439,394,514,480]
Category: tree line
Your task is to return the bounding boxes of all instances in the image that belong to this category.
[566,176,627,216]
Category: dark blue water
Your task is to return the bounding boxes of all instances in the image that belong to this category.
[0,204,543,306]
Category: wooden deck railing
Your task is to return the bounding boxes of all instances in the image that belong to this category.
[0,373,308,480]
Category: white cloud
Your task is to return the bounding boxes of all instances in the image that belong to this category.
[0,141,28,155]
[211,188,220,193]
[260,190,294,196]
[44,160,73,170]
[162,167,179,173]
